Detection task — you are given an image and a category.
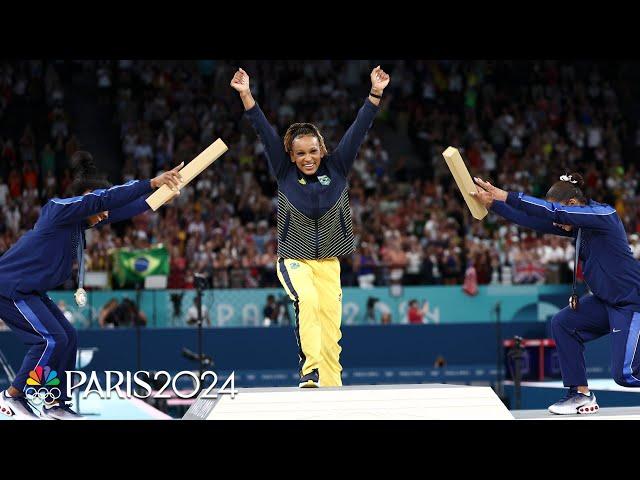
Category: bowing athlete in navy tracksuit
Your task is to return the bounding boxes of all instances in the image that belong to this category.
[0,152,182,419]
[472,173,640,415]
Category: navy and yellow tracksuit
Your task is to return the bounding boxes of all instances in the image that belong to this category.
[0,179,152,398]
[245,99,380,386]
[493,192,640,387]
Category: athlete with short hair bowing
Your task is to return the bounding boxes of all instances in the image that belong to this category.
[0,152,182,419]
[472,172,640,415]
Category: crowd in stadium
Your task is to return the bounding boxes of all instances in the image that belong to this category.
[2,60,640,291]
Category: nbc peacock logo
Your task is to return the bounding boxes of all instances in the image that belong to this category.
[24,366,61,406]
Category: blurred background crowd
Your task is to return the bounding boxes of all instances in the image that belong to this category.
[2,59,640,291]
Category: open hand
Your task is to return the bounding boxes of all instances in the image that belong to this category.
[469,184,494,208]
[470,177,508,206]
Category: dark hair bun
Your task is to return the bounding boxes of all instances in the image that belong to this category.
[568,172,585,189]
[70,151,97,178]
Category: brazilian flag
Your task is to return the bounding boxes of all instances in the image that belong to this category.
[113,247,169,287]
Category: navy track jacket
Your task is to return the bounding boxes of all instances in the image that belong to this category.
[0,179,152,299]
[244,99,379,259]
[491,192,640,310]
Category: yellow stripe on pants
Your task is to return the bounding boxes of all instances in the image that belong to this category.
[276,257,343,387]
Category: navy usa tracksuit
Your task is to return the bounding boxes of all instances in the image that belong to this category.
[492,192,640,387]
[0,179,152,398]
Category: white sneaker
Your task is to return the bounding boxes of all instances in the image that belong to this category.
[40,402,85,420]
[0,390,41,420]
[548,388,599,415]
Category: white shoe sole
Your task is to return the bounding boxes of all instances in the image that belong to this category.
[0,405,14,417]
[0,399,41,420]
[548,403,600,415]
[298,381,319,388]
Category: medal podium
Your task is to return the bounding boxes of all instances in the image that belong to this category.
[183,383,514,420]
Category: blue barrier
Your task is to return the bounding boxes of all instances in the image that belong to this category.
[0,323,544,371]
[46,284,586,329]
[0,321,614,388]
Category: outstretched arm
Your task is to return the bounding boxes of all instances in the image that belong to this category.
[503,192,617,230]
[489,200,573,237]
[332,66,390,176]
[90,162,184,228]
[231,68,288,179]
[472,177,617,231]
[48,163,183,227]
[471,179,571,235]
[48,179,153,225]
[89,195,148,228]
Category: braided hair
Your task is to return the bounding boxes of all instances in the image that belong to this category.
[283,123,328,156]
[67,151,112,196]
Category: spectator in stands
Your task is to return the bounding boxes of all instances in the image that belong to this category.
[365,296,392,324]
[404,235,423,285]
[185,297,211,327]
[40,143,55,179]
[0,177,8,207]
[56,300,74,324]
[101,298,148,328]
[8,168,21,199]
[407,299,427,324]
[2,59,640,296]
[99,298,120,328]
[262,294,278,326]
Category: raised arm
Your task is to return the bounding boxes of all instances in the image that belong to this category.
[231,68,288,179]
[332,66,389,176]
[231,68,256,111]
[367,65,389,107]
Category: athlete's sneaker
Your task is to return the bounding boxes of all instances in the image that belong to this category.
[0,390,40,420]
[40,402,84,420]
[299,369,319,388]
[548,387,599,415]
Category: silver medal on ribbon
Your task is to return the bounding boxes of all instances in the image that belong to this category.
[74,288,87,307]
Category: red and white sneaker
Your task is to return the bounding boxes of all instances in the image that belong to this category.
[0,390,41,420]
[548,388,599,415]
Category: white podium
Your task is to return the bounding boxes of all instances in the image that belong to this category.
[182,383,514,420]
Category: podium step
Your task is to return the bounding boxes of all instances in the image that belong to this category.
[183,383,514,420]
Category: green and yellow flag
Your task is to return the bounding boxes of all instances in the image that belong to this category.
[112,247,169,287]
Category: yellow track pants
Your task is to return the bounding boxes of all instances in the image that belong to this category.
[276,257,343,387]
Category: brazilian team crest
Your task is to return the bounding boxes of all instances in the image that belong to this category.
[318,175,331,186]
[290,262,300,269]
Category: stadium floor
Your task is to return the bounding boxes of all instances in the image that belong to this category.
[2,379,639,420]
[0,394,171,420]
